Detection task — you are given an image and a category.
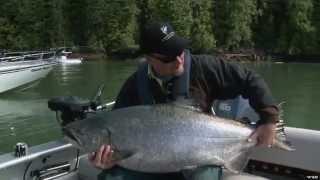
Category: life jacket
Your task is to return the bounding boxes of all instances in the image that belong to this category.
[136,50,192,105]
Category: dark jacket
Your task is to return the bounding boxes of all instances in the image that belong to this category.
[113,54,279,124]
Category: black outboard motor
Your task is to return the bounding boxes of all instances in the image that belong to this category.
[48,96,91,126]
[48,85,106,126]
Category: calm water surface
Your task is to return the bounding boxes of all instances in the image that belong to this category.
[0,60,319,154]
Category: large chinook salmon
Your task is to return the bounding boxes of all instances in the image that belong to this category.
[61,103,293,173]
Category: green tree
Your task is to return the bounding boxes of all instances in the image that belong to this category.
[51,0,66,47]
[190,0,216,53]
[64,0,90,46]
[0,18,17,50]
[312,0,320,53]
[88,0,138,55]
[136,0,154,28]
[15,0,43,49]
[284,0,315,54]
[1,0,319,57]
[215,0,257,50]
[6,0,64,50]
[36,0,64,48]
[0,0,19,49]
[254,0,277,51]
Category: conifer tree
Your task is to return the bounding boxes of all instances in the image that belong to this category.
[0,0,19,49]
[88,0,137,55]
[285,0,315,54]
[215,0,257,50]
[190,0,216,53]
[312,0,320,53]
[64,0,90,46]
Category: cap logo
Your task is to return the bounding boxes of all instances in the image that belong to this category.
[160,25,175,42]
[161,26,168,34]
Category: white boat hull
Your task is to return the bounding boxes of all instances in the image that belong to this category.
[0,60,57,93]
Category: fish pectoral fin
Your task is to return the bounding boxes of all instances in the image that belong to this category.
[224,150,250,174]
[111,150,134,162]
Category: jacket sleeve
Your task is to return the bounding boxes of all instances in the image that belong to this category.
[113,72,141,110]
[198,55,279,124]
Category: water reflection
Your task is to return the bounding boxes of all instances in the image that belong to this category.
[247,62,320,130]
[55,63,83,85]
[0,96,60,154]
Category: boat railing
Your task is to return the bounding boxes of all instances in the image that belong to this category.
[0,51,56,63]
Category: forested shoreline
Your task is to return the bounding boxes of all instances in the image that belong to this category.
[0,0,319,61]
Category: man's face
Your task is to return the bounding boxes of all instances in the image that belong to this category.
[146,51,185,76]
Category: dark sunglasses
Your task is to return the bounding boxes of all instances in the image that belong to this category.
[148,54,177,64]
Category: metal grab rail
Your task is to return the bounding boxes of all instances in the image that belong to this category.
[0,51,56,62]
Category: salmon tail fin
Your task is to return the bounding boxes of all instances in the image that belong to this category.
[274,102,295,151]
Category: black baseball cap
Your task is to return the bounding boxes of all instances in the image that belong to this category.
[139,22,189,57]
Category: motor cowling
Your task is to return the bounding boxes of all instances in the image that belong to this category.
[48,96,91,126]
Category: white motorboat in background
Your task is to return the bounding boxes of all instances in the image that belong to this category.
[55,49,83,65]
[0,52,57,94]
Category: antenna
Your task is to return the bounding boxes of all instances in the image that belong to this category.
[91,84,105,110]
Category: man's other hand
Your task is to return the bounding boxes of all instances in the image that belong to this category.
[88,145,116,169]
